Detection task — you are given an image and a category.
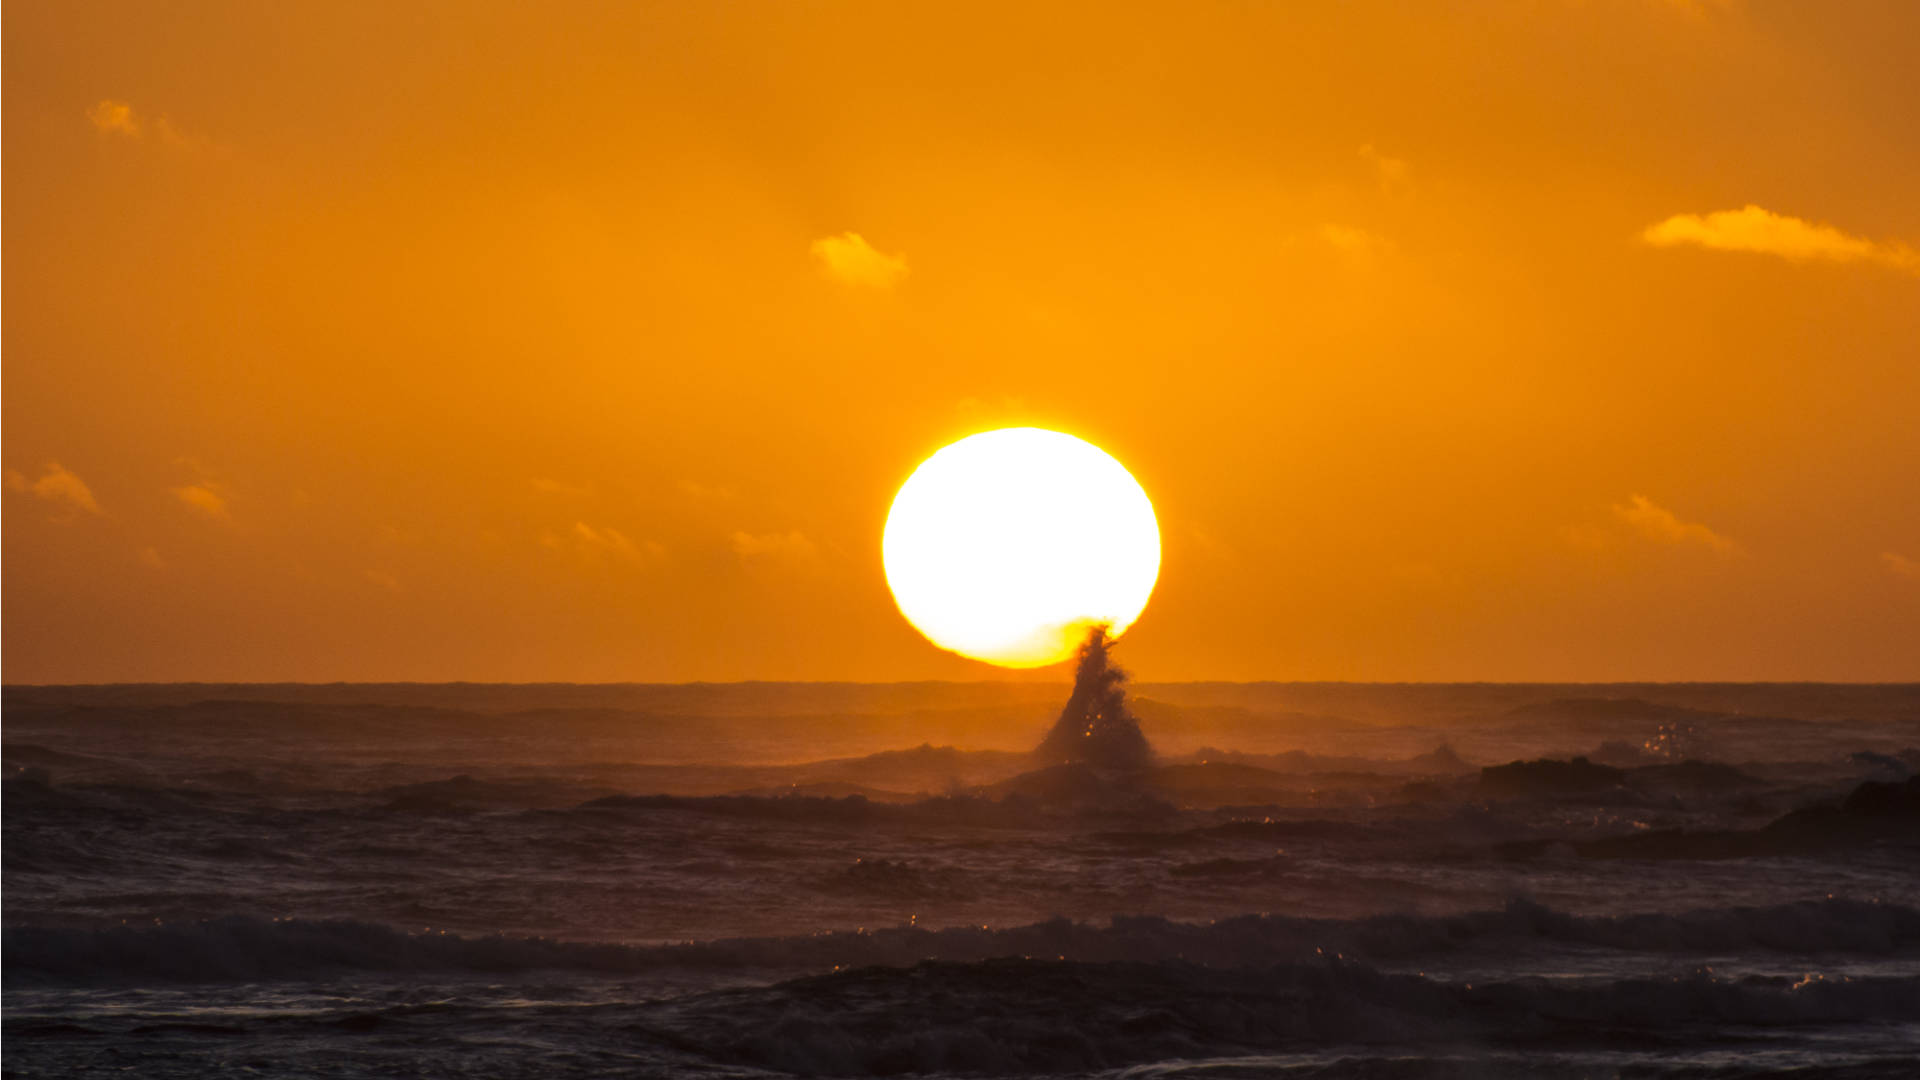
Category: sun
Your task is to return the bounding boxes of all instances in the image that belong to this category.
[883,427,1161,668]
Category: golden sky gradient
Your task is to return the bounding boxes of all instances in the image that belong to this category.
[5,1,1917,683]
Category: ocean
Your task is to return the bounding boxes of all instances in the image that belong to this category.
[4,681,1917,1077]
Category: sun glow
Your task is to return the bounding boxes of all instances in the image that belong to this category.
[883,428,1161,668]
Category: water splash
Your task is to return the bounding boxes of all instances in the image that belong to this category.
[1032,626,1154,772]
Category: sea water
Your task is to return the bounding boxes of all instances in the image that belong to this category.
[5,682,1917,1077]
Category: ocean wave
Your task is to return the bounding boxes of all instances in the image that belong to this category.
[1508,776,1920,860]
[654,957,1920,1076]
[9,898,1917,986]
[821,857,974,899]
[10,963,1916,1078]
[572,790,1144,827]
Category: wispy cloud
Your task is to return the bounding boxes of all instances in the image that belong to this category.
[1560,522,1616,553]
[1612,494,1736,553]
[1883,552,1920,582]
[1358,143,1410,196]
[85,99,197,146]
[811,232,909,288]
[5,462,103,515]
[567,521,664,564]
[731,529,818,562]
[679,479,736,501]
[1658,0,1741,19]
[1642,205,1919,274]
[87,100,141,137]
[1186,525,1239,566]
[172,484,231,520]
[530,476,594,497]
[1319,223,1394,264]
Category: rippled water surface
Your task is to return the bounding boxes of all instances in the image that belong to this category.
[5,682,1917,1077]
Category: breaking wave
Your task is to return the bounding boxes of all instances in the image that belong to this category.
[9,897,1918,986]
[655,958,1920,1076]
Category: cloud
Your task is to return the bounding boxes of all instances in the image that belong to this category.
[376,524,427,547]
[5,462,103,515]
[1612,494,1735,553]
[1358,143,1411,195]
[1658,0,1740,18]
[731,529,818,562]
[955,394,1029,422]
[1883,552,1920,582]
[137,546,167,569]
[1186,525,1239,566]
[87,100,141,137]
[85,99,201,147]
[1319,223,1394,263]
[531,476,594,497]
[172,484,231,520]
[363,569,402,592]
[569,521,664,564]
[1642,205,1919,274]
[679,479,736,501]
[811,232,909,288]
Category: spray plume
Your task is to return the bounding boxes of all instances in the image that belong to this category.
[1032,625,1155,772]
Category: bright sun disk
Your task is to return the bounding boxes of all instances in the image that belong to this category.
[883,427,1161,667]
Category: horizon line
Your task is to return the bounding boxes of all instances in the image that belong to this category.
[7,678,1918,689]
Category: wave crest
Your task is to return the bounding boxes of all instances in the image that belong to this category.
[8,897,1917,985]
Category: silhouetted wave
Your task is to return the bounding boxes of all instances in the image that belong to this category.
[655,958,1920,1076]
[10,898,1917,986]
[1502,777,1920,860]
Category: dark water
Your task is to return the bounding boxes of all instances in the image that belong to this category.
[5,682,1918,1077]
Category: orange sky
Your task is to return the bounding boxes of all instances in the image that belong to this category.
[5,0,1918,683]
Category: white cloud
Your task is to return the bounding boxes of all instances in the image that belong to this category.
[569,521,664,564]
[531,476,594,497]
[172,484,231,520]
[1643,205,1919,274]
[731,529,818,562]
[5,462,103,515]
[86,100,140,137]
[1358,143,1410,196]
[85,99,198,146]
[1319,223,1394,264]
[679,479,736,501]
[811,232,909,288]
[1612,494,1736,553]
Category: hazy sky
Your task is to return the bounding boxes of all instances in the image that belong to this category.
[6,0,1918,682]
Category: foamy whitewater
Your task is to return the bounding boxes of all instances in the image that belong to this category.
[5,681,1918,1077]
